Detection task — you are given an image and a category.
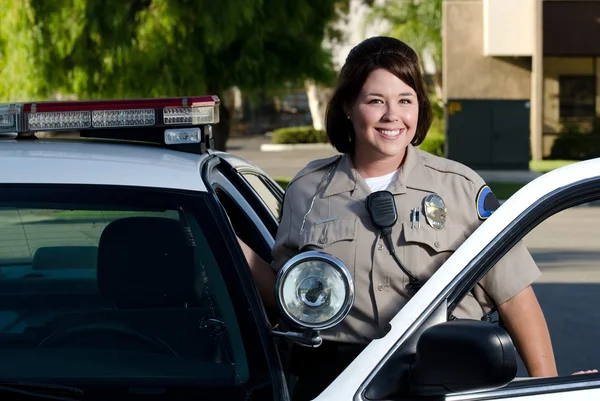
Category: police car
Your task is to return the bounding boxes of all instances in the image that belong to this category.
[0,96,598,401]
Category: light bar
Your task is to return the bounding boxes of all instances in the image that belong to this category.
[0,96,220,135]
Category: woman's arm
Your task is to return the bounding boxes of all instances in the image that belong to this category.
[237,236,277,310]
[498,285,558,377]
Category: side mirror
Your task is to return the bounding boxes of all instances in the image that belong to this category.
[410,319,517,396]
[271,251,354,347]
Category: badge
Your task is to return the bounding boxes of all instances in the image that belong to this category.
[476,185,500,221]
[423,194,447,230]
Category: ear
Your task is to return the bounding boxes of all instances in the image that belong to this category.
[343,104,352,120]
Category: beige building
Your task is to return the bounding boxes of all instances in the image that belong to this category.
[443,0,600,168]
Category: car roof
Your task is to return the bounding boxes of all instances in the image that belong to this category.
[0,138,209,192]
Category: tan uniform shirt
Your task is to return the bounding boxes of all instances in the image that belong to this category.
[272,144,541,345]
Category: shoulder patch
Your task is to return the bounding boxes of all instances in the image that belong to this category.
[476,185,501,220]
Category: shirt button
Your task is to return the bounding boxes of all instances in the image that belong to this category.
[377,244,383,251]
[377,284,384,291]
[434,241,440,248]
[319,237,327,244]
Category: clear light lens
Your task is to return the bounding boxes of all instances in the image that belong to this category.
[164,128,202,144]
[163,106,216,125]
[0,113,14,127]
[92,109,155,128]
[28,111,91,130]
[0,107,18,134]
[281,259,348,327]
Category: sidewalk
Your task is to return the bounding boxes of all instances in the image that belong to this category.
[225,134,540,184]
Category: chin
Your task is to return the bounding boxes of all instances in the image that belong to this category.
[377,144,409,158]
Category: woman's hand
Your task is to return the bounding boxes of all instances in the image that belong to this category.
[572,370,598,375]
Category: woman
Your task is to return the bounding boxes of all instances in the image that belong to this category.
[270,36,557,399]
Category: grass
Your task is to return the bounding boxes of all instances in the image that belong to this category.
[487,182,526,200]
[529,160,577,173]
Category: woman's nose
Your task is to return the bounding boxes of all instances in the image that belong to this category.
[382,105,400,122]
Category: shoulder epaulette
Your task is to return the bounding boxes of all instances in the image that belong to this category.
[417,148,482,186]
[287,155,342,189]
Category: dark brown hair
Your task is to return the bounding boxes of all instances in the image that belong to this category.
[325,36,433,153]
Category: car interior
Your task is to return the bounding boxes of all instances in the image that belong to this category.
[0,210,249,386]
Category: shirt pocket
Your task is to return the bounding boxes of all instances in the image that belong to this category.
[401,222,468,279]
[300,217,358,252]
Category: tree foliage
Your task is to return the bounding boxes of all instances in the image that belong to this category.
[366,0,443,98]
[0,0,353,148]
[1,0,345,100]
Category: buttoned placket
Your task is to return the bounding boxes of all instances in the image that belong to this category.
[350,171,411,332]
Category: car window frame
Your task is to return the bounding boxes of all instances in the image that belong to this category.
[211,154,283,237]
[201,157,291,400]
[358,176,600,400]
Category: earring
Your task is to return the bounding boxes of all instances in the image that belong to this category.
[347,115,350,119]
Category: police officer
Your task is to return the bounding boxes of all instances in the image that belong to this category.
[270,36,557,400]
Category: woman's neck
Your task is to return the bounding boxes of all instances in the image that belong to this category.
[352,148,408,179]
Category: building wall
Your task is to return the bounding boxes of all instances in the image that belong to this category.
[484,0,535,57]
[443,0,532,100]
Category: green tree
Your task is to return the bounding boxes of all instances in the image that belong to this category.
[366,0,443,101]
[0,0,349,150]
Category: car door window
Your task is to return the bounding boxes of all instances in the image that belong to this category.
[204,158,276,264]
[0,183,284,395]
[239,172,283,222]
[422,182,600,399]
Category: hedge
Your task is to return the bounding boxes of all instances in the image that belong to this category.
[549,132,600,160]
[418,132,444,157]
[271,126,329,144]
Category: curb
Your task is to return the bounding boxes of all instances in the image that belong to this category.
[260,143,334,152]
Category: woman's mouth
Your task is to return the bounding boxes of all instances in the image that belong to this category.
[376,128,405,139]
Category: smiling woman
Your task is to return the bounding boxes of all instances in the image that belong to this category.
[264,36,559,400]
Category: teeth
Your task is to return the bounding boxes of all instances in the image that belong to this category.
[379,129,401,137]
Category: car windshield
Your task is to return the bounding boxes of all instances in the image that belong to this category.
[0,183,260,393]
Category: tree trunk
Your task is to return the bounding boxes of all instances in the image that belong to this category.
[213,101,230,151]
[208,87,230,152]
[305,80,324,130]
[433,66,443,103]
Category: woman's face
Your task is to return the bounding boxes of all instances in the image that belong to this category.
[348,68,419,162]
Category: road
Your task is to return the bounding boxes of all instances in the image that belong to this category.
[517,207,600,376]
[226,134,339,178]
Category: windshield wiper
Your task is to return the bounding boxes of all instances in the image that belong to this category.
[0,380,83,400]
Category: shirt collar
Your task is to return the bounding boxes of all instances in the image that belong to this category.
[322,144,436,198]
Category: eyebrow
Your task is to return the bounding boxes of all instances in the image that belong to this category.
[367,92,415,97]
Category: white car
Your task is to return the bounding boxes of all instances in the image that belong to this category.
[0,96,597,401]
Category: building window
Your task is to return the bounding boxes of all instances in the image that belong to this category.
[559,75,596,119]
